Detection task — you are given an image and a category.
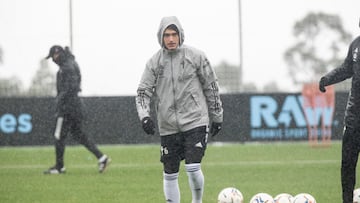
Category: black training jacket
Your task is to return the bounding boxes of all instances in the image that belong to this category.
[55,55,82,118]
[322,36,360,128]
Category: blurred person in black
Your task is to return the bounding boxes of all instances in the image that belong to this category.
[319,19,360,203]
[43,45,110,174]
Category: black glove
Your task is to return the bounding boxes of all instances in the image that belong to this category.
[210,122,222,137]
[319,77,327,93]
[141,117,155,135]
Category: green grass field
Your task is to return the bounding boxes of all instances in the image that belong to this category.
[0,141,357,202]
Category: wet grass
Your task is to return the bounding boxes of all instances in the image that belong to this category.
[0,141,354,202]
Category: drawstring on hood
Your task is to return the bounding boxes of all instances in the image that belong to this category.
[157,16,185,48]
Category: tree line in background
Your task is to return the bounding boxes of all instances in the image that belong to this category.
[0,12,354,97]
[0,58,56,97]
[215,12,353,93]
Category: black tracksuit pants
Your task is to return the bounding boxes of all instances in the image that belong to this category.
[342,126,360,203]
[54,114,103,169]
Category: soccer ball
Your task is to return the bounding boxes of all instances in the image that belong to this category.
[217,187,244,203]
[292,193,316,203]
[354,188,360,203]
[249,193,274,203]
[273,193,293,203]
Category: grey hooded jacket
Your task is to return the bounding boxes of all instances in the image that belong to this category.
[136,16,223,136]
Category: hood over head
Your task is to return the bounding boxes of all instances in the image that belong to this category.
[157,16,184,48]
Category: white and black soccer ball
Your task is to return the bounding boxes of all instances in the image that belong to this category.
[292,193,316,203]
[217,187,244,203]
[249,192,274,203]
[354,188,360,203]
[273,193,293,203]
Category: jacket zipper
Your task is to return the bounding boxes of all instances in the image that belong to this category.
[170,54,180,129]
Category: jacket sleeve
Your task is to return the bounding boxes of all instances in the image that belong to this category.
[135,59,157,121]
[196,54,223,123]
[322,42,354,86]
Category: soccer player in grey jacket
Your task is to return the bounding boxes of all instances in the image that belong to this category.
[136,16,223,203]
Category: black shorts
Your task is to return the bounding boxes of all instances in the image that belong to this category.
[160,126,208,173]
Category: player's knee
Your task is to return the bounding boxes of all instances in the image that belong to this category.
[163,161,180,174]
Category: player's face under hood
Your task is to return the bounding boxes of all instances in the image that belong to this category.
[157,16,184,49]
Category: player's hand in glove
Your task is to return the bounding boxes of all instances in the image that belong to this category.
[141,117,155,135]
[210,122,222,137]
[319,77,327,93]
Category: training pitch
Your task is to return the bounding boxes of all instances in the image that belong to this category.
[0,141,355,202]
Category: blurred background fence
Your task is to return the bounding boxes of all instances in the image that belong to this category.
[0,92,347,146]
